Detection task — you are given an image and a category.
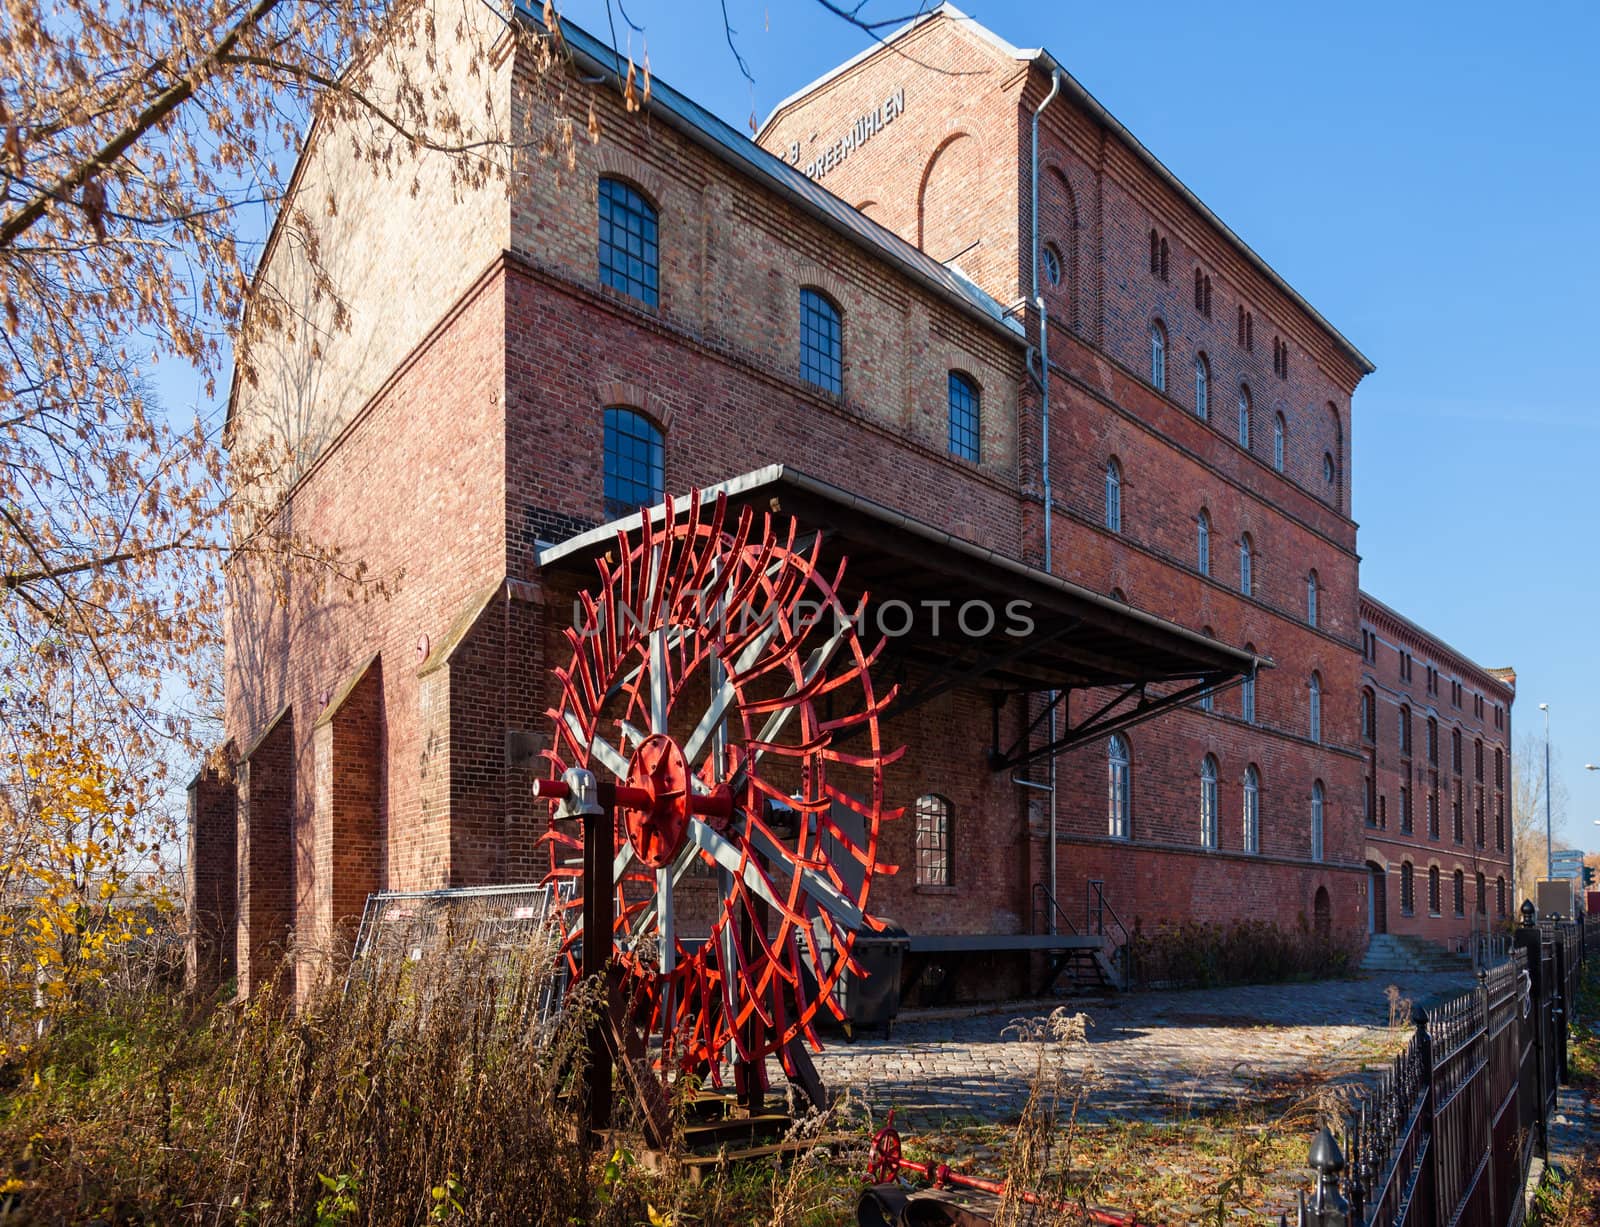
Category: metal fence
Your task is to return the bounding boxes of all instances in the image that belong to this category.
[346,882,572,1021]
[1289,911,1589,1227]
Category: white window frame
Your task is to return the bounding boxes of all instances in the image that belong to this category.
[1242,765,1260,854]
[1307,571,1319,627]
[1273,413,1285,471]
[1201,756,1219,849]
[1239,534,1253,597]
[1238,387,1251,448]
[1309,673,1322,743]
[1197,510,1210,576]
[1150,322,1166,391]
[1194,355,1209,419]
[1107,735,1131,839]
[1104,460,1122,533]
[1311,780,1325,861]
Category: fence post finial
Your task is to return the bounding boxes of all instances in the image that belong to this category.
[1306,1125,1350,1225]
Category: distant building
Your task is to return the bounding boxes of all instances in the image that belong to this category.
[1357,595,1515,947]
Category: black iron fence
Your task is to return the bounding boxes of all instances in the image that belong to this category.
[1288,907,1589,1227]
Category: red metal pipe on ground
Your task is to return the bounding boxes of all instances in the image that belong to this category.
[868,1111,1148,1226]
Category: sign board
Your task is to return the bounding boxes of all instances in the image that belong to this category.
[1550,848,1585,862]
[1538,878,1575,919]
[1550,862,1582,880]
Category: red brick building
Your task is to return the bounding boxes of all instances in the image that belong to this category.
[1358,593,1515,948]
[192,4,1510,999]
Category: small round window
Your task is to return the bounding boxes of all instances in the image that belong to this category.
[1323,452,1336,484]
[1043,244,1062,286]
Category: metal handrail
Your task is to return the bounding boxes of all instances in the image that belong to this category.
[1031,881,1079,936]
[1086,879,1131,947]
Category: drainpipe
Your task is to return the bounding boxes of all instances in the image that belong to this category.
[1030,67,1062,931]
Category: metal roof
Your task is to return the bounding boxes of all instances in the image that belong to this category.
[759,3,1375,376]
[537,464,1263,698]
[531,5,1023,343]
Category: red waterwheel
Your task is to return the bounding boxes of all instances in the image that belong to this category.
[540,491,902,1077]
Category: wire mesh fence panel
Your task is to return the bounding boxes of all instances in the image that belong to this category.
[347,882,574,1026]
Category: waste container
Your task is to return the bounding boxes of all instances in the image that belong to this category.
[808,920,908,1038]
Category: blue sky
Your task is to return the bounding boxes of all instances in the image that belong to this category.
[551,0,1600,846]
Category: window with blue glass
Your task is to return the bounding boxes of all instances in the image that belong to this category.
[799,288,842,395]
[603,407,663,518]
[598,178,659,306]
[948,371,980,461]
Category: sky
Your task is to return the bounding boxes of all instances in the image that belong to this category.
[546,0,1600,850]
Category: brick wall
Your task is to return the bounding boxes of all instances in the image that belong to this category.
[1360,595,1515,951]
[237,712,294,999]
[186,767,237,992]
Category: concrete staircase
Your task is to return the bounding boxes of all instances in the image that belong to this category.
[1361,933,1473,975]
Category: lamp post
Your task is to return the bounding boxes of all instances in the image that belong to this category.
[1540,703,1551,879]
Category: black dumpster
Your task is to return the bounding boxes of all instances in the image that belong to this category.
[810,921,909,1037]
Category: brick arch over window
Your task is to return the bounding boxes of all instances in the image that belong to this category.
[918,132,983,265]
[593,148,667,210]
[1040,163,1080,331]
[1326,401,1346,510]
[594,380,671,431]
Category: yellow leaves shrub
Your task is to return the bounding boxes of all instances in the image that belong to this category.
[0,733,173,1060]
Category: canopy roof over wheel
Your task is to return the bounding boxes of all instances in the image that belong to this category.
[536,464,1267,770]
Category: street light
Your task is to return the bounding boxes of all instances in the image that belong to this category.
[1540,703,1551,879]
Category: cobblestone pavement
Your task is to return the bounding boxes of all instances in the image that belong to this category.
[779,971,1476,1130]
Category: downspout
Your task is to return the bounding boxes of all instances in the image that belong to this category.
[1030,68,1063,931]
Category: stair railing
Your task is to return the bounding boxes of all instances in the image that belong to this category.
[1086,879,1133,982]
[1031,882,1079,936]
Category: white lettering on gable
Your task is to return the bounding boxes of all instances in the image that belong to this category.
[792,88,906,182]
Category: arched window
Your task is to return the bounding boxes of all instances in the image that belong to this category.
[1238,385,1252,448]
[1104,459,1122,532]
[1361,688,1376,742]
[1273,412,1286,471]
[603,407,665,517]
[1496,875,1506,916]
[1309,672,1322,743]
[1323,451,1336,486]
[1238,532,1254,597]
[1311,780,1325,861]
[1453,869,1465,917]
[1475,871,1486,915]
[1199,626,1217,713]
[799,288,843,395]
[1242,765,1260,853]
[1194,353,1210,419]
[1149,228,1160,275]
[1150,321,1167,391]
[1401,861,1415,914]
[1196,509,1211,576]
[914,793,953,886]
[1399,705,1412,757]
[948,371,980,462]
[1107,735,1131,839]
[1306,570,1319,627]
[1428,865,1441,915]
[1200,755,1219,849]
[1241,647,1258,724]
[598,177,660,306]
[1474,738,1484,782]
[1427,716,1439,764]
[1194,266,1205,310]
[1452,728,1462,773]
